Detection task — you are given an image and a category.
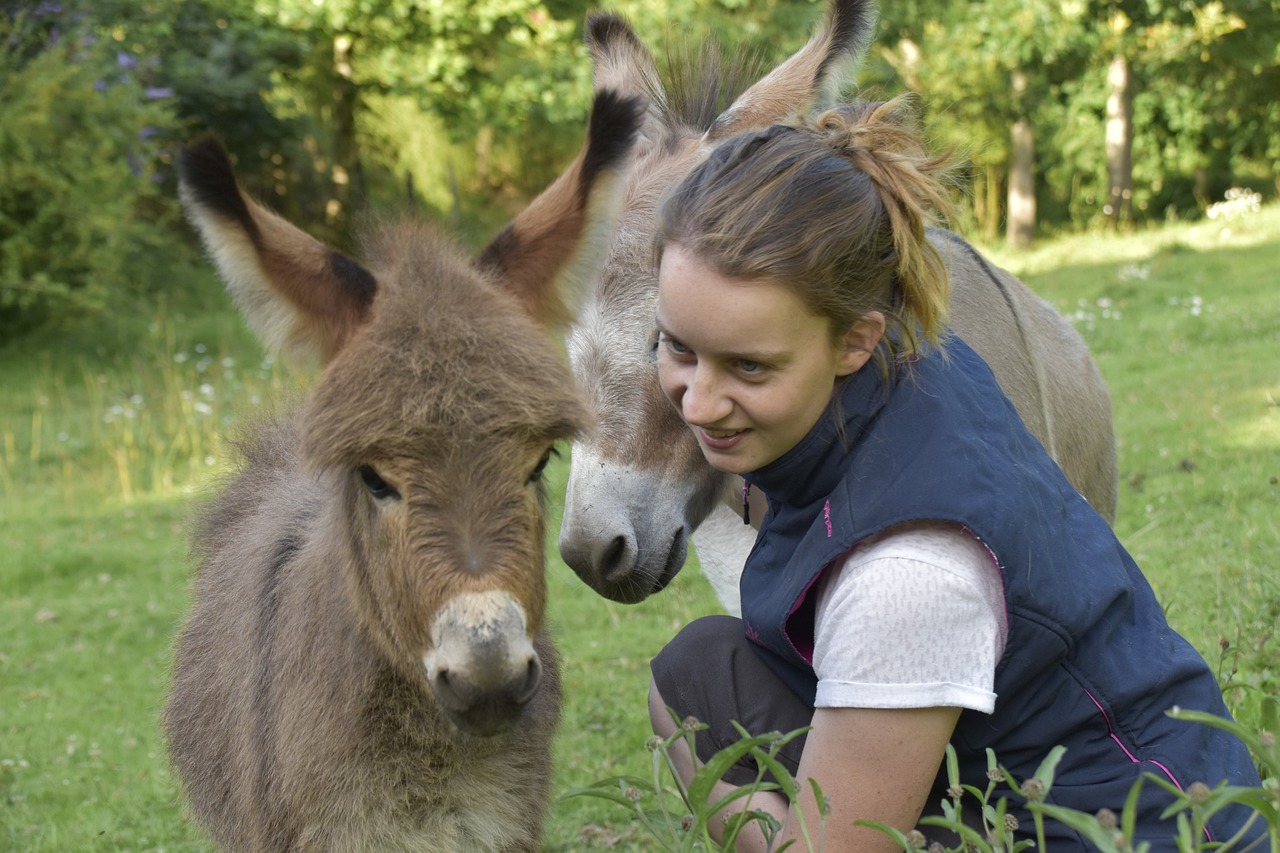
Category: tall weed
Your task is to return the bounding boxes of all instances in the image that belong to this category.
[1,293,289,505]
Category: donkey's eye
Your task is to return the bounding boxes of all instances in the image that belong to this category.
[527,448,558,486]
[358,465,400,500]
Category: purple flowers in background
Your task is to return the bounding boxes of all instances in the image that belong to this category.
[93,45,173,103]
[12,2,172,106]
[9,2,183,185]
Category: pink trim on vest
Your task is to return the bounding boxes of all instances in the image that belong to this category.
[1083,689,1214,843]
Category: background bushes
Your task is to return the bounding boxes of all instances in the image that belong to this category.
[0,8,182,331]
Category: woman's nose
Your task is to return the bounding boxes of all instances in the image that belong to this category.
[681,366,731,425]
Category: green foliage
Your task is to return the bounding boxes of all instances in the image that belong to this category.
[74,0,307,148]
[874,0,1280,232]
[75,0,340,237]
[0,9,182,331]
[264,0,596,200]
[6,0,1277,336]
[895,730,1280,853]
[566,714,823,852]
[579,724,1279,852]
[1039,728,1274,853]
[101,0,316,199]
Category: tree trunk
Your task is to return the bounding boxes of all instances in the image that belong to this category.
[973,167,988,239]
[475,124,494,191]
[1105,53,1134,228]
[986,165,1002,243]
[331,33,364,244]
[1007,70,1035,249]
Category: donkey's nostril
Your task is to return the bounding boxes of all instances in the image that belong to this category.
[598,535,633,582]
[515,654,543,705]
[425,591,543,734]
[653,526,687,592]
[430,665,471,714]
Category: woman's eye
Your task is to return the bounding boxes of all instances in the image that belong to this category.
[527,448,558,485]
[659,334,690,355]
[358,465,400,500]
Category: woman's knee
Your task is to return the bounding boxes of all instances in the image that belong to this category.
[650,615,743,739]
[652,615,743,682]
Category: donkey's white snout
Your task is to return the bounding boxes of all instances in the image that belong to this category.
[424,590,542,736]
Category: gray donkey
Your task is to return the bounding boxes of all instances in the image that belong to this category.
[163,90,641,852]
[555,0,1119,613]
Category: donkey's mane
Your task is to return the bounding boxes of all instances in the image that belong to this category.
[657,37,772,136]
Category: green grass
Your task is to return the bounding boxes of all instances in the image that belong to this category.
[2,205,1277,850]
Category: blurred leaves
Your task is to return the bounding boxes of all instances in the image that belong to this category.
[1,0,1278,336]
[0,6,183,329]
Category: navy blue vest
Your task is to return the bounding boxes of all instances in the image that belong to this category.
[739,338,1265,848]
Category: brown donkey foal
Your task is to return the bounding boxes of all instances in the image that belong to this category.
[164,91,641,852]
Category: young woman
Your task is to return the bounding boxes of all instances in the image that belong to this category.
[648,97,1264,852]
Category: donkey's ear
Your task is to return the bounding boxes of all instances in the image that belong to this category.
[585,12,667,147]
[179,138,378,366]
[474,89,643,329]
[705,0,875,143]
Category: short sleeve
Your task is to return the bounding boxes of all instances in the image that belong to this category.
[811,522,1007,712]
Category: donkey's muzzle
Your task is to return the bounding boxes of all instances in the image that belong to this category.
[424,591,543,736]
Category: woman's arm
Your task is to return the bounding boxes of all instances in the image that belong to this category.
[652,682,959,852]
[771,705,961,852]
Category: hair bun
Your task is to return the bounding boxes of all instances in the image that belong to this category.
[815,99,922,162]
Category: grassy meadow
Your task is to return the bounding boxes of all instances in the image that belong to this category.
[1,203,1277,850]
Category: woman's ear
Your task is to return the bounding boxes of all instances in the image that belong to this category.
[835,310,886,376]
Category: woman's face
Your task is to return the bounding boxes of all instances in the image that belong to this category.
[655,246,879,475]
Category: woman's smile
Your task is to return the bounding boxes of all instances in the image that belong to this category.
[697,427,750,451]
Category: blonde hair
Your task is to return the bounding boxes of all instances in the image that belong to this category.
[656,95,958,366]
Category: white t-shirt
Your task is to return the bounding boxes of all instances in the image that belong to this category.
[811,521,1008,712]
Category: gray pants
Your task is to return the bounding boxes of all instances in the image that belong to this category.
[650,614,813,789]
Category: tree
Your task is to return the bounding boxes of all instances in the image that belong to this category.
[873,0,1278,232]
[875,0,1094,245]
[1104,51,1134,227]
[1008,69,1035,248]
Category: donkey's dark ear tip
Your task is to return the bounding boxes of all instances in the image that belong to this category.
[179,136,233,189]
[585,11,637,48]
[578,89,644,208]
[178,136,255,232]
[589,89,646,141]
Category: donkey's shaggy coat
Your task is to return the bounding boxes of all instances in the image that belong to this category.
[164,91,641,852]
